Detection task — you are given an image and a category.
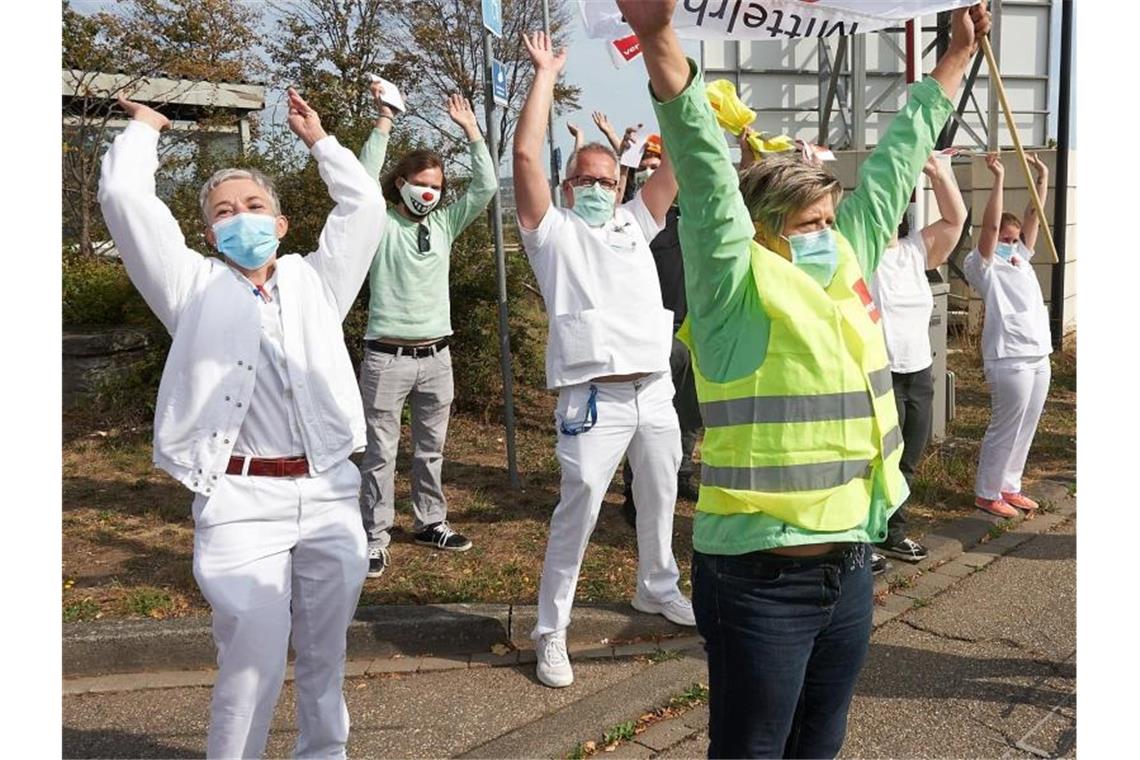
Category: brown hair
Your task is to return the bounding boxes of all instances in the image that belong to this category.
[1000,211,1023,230]
[381,150,446,208]
[738,153,843,238]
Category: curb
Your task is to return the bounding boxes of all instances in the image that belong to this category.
[64,600,693,681]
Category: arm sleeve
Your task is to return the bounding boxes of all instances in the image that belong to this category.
[357,128,389,183]
[98,120,208,334]
[304,136,387,320]
[518,201,563,253]
[835,77,954,280]
[439,138,498,243]
[651,58,768,382]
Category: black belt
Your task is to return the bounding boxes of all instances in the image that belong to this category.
[365,338,449,358]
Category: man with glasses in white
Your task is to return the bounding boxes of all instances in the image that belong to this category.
[512,31,696,689]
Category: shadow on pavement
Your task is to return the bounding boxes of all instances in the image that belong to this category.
[857,642,1074,710]
[62,727,198,759]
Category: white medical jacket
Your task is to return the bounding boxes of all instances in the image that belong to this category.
[98,121,386,496]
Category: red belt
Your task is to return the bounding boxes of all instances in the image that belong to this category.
[226,455,310,478]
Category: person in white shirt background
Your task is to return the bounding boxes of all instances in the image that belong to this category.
[870,154,967,563]
[513,31,696,690]
[963,152,1052,518]
[99,88,385,759]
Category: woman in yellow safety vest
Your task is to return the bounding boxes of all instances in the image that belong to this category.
[617,0,992,756]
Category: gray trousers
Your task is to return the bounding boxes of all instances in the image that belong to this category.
[358,345,454,548]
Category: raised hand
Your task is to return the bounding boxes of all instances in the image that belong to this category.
[369,80,395,119]
[615,0,677,39]
[618,123,644,154]
[521,31,567,74]
[591,111,615,137]
[1026,152,1048,182]
[922,154,943,179]
[447,93,480,139]
[949,0,991,57]
[985,152,1004,180]
[286,87,327,149]
[116,95,170,133]
[567,123,581,138]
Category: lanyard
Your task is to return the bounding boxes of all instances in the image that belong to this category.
[559,384,599,436]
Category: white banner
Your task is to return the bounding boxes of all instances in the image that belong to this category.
[578,0,975,42]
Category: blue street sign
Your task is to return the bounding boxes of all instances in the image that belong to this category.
[492,58,509,108]
[481,0,502,38]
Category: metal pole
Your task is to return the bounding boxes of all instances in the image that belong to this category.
[482,29,521,489]
[987,0,1002,150]
[542,0,560,206]
[851,33,867,151]
[1048,0,1073,347]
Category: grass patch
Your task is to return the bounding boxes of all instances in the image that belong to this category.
[888,574,915,592]
[122,587,174,618]
[649,648,683,663]
[602,720,637,746]
[64,598,101,623]
[985,520,1014,540]
[671,682,710,709]
[912,598,931,609]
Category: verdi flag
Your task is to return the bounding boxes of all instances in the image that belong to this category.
[578,0,976,43]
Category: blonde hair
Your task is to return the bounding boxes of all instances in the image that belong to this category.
[739,154,843,237]
[198,168,281,223]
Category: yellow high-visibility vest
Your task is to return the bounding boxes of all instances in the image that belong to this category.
[679,232,907,532]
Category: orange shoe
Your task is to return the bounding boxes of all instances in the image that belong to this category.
[975,497,1018,518]
[1002,492,1039,511]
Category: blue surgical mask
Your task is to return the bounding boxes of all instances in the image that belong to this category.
[787,227,839,287]
[995,242,1017,261]
[212,213,280,270]
[571,184,616,227]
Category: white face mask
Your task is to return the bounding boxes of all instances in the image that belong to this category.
[398,181,441,216]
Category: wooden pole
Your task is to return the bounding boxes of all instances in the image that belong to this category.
[979,35,1059,263]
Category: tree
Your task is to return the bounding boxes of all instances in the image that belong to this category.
[62,0,265,257]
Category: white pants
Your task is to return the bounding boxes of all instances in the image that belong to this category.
[533,371,684,638]
[191,459,368,759]
[975,356,1051,500]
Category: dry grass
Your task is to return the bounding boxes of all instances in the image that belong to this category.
[61,333,1075,622]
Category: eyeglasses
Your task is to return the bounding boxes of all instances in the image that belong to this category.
[559,385,599,436]
[567,175,619,191]
[417,224,430,254]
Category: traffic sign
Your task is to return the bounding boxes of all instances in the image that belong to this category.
[481,0,502,38]
[491,58,509,108]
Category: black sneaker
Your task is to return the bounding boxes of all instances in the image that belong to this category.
[877,537,929,563]
[621,493,637,529]
[871,552,891,576]
[414,521,473,552]
[367,546,390,579]
[677,478,700,502]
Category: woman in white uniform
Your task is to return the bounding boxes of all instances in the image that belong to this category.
[963,152,1052,517]
[871,154,967,562]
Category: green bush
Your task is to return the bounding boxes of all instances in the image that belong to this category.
[62,253,156,327]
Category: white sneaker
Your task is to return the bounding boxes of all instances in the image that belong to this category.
[632,594,697,627]
[535,630,574,688]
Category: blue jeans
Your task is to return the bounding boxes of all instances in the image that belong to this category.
[692,544,873,758]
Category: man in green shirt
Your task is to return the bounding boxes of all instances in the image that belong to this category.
[617,0,990,756]
[356,83,497,578]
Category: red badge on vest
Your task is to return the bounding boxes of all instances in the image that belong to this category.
[852,278,881,323]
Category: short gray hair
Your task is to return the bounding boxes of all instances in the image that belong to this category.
[198,168,281,223]
[565,142,618,179]
[738,154,843,237]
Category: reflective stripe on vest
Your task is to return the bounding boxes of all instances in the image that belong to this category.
[682,233,909,532]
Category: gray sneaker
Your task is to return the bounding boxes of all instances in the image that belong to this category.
[367,546,390,579]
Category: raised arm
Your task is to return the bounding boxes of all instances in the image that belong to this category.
[978,153,1004,261]
[622,0,767,381]
[639,148,678,226]
[567,122,585,156]
[98,96,207,334]
[292,87,386,319]
[513,31,566,231]
[835,2,990,277]
[440,94,498,238]
[358,81,396,183]
[919,155,968,269]
[1020,152,1049,250]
